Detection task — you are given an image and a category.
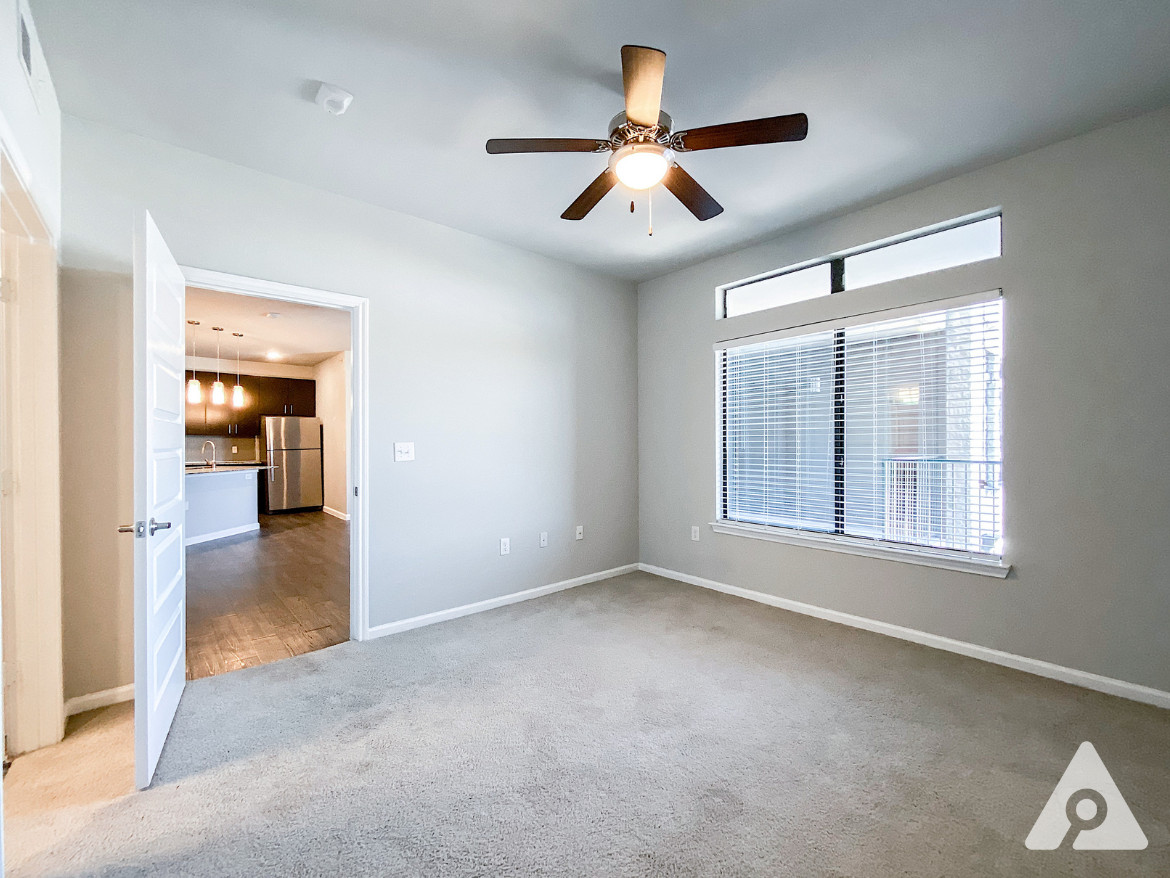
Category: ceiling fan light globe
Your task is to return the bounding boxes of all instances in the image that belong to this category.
[611,144,672,190]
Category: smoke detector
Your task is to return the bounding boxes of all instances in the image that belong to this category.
[315,82,353,116]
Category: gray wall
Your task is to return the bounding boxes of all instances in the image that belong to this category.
[60,116,638,700]
[638,106,1170,692]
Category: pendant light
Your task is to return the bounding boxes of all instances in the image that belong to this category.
[231,332,245,408]
[186,321,203,404]
[210,327,226,405]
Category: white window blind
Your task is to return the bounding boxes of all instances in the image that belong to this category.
[720,331,835,531]
[720,298,1004,559]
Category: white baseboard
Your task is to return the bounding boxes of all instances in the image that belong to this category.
[323,506,350,521]
[638,563,1170,711]
[65,683,134,717]
[184,522,260,547]
[62,565,640,720]
[366,564,640,640]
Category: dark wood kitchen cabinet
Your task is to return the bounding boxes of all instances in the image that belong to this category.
[253,376,287,421]
[185,372,315,436]
[185,370,209,434]
[230,374,264,437]
[285,379,316,417]
[251,376,315,418]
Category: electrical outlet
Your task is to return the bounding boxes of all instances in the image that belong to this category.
[575,525,584,541]
[500,537,510,556]
[691,525,700,542]
[394,442,415,462]
[539,532,548,548]
[231,445,238,454]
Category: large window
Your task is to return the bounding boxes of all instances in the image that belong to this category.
[721,214,1001,319]
[719,297,1004,560]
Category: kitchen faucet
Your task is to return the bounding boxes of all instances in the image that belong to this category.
[201,440,216,468]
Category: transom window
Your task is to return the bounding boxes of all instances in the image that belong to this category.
[721,214,1001,319]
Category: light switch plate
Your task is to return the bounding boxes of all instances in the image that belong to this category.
[575,525,584,541]
[691,526,700,541]
[539,532,548,548]
[394,442,415,462]
[500,537,510,556]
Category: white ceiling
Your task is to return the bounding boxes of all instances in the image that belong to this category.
[185,286,351,366]
[33,1,1170,281]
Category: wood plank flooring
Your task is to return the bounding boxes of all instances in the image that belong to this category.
[185,511,350,681]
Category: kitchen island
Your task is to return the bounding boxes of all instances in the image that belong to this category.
[185,464,275,546]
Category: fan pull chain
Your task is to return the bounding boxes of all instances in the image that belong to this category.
[648,187,653,236]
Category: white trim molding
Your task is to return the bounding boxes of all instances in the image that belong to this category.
[184,523,260,547]
[323,506,350,521]
[710,521,1010,579]
[64,566,642,715]
[639,563,1170,710]
[64,683,135,717]
[366,564,639,640]
[181,266,371,642]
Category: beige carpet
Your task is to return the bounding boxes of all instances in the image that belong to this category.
[5,700,134,867]
[4,573,1169,876]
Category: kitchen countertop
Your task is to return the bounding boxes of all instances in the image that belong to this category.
[185,464,276,475]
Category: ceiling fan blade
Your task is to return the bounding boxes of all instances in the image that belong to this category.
[674,113,808,151]
[486,138,611,154]
[620,45,666,127]
[561,169,617,220]
[663,165,723,221]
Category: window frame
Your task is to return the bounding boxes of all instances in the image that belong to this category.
[713,290,1010,578]
[717,209,1002,320]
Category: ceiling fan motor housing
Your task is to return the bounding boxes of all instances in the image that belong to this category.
[608,110,674,147]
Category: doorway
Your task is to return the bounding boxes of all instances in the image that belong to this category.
[183,285,354,678]
[180,270,369,679]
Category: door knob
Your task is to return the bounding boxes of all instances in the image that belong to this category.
[149,518,172,535]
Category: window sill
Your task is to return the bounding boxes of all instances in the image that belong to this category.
[709,521,1011,579]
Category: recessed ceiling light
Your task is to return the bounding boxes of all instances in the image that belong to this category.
[267,350,282,360]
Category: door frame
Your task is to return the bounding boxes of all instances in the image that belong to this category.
[181,267,372,641]
[0,148,65,757]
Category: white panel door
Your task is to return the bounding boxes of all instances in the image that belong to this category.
[131,211,187,789]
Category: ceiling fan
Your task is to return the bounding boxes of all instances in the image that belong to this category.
[485,45,808,224]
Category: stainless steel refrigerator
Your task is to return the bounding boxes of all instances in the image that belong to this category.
[261,416,324,513]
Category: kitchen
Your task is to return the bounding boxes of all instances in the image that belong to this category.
[183,286,353,679]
